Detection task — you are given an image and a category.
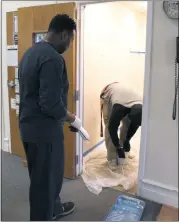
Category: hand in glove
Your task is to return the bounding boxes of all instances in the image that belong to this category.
[69,126,78,132]
[116,147,125,159]
[123,140,131,152]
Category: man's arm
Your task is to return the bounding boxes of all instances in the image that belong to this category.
[108,104,122,148]
[39,58,70,120]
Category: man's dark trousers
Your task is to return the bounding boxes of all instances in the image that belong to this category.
[23,129,64,221]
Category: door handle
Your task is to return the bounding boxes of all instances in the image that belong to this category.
[8,80,16,88]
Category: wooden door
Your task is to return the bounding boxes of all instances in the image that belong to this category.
[7,3,77,179]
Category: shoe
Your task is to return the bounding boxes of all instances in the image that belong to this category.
[125,152,135,159]
[53,202,75,220]
[118,157,127,165]
[108,159,118,171]
[117,148,126,165]
[129,153,135,159]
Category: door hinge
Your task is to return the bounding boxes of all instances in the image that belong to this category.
[74,90,80,101]
[76,155,79,165]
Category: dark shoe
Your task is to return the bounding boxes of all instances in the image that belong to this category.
[53,202,75,220]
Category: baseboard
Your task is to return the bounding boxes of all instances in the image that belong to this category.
[83,129,122,157]
[83,139,105,157]
[2,138,10,152]
[138,179,178,208]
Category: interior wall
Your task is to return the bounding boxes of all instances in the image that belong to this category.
[83,2,147,153]
[138,1,178,208]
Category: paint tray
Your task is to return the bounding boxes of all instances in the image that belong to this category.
[104,195,146,221]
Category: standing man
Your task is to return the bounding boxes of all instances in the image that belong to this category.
[18,14,78,221]
[100,82,142,171]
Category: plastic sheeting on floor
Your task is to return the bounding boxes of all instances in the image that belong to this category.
[82,131,141,195]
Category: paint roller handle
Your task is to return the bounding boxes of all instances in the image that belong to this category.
[70,116,82,129]
[69,115,81,132]
[69,116,90,140]
[69,116,81,132]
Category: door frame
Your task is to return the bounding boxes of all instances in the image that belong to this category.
[75,3,84,176]
[75,0,154,197]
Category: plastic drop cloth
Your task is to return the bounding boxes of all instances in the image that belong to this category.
[81,133,140,195]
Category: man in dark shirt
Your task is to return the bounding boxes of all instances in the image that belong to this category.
[18,14,77,221]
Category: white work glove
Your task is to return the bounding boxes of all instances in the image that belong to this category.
[70,116,90,141]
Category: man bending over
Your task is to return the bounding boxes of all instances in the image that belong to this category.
[100,82,142,171]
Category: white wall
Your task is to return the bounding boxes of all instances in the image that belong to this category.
[83,2,146,152]
[138,1,178,208]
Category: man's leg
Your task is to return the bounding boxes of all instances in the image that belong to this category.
[102,102,117,163]
[52,134,75,219]
[23,130,74,221]
[105,127,118,159]
[23,141,57,221]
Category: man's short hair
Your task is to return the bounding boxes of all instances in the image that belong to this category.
[48,14,76,33]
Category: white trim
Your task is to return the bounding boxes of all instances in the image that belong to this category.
[3,138,10,153]
[142,179,178,193]
[2,6,12,155]
[138,179,178,208]
[137,0,154,194]
[79,0,124,6]
[75,3,85,176]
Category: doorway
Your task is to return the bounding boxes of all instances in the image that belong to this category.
[77,1,148,195]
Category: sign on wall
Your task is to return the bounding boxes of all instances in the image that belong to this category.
[33,32,47,44]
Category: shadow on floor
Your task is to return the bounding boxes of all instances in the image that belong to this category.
[1,151,161,221]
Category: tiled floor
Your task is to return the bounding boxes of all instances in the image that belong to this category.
[157,205,178,221]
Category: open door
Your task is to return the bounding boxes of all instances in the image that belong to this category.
[7,3,77,179]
